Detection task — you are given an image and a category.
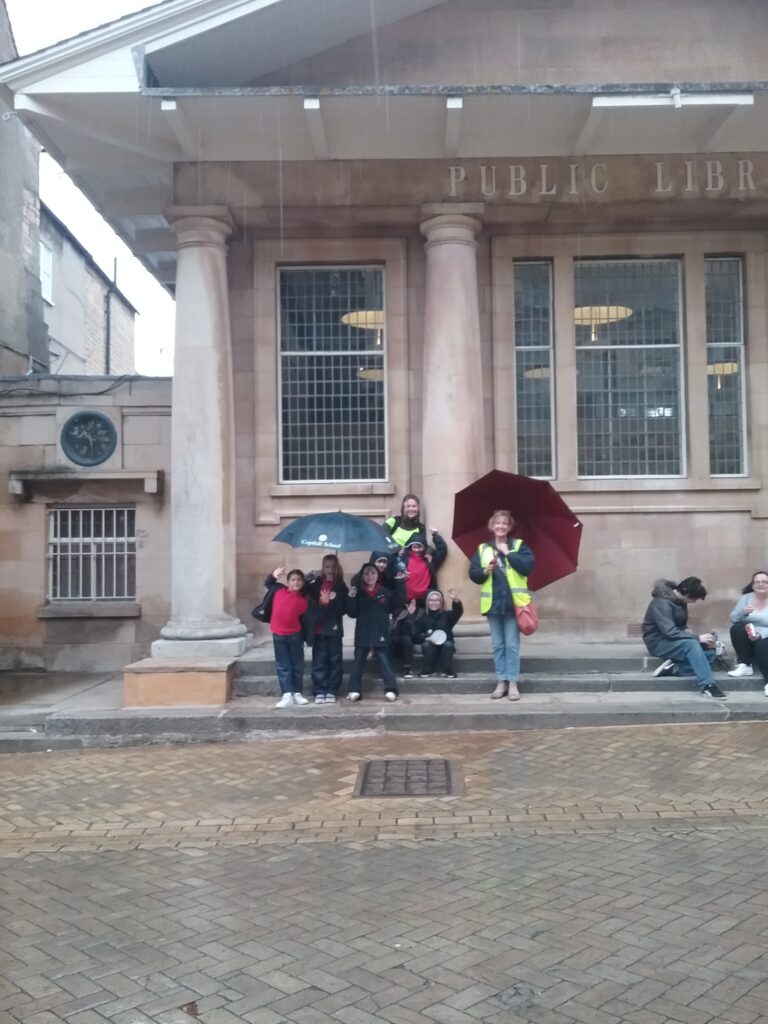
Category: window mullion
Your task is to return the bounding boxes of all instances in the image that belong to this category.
[553,254,577,481]
[685,251,709,480]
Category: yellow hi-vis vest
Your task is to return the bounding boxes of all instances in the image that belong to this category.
[479,541,531,615]
[385,517,421,548]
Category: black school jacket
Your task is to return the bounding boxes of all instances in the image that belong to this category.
[346,580,400,648]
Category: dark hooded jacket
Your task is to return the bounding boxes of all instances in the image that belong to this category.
[641,579,698,652]
[413,595,464,644]
[346,562,402,647]
[304,573,348,638]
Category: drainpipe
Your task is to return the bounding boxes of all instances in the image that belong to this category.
[104,258,117,375]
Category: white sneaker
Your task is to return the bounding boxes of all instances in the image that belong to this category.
[275,693,294,709]
[292,693,309,706]
[653,658,676,678]
[763,683,768,697]
[347,692,361,702]
[384,691,397,702]
[728,663,754,678]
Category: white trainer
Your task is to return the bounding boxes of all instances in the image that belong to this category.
[292,693,309,706]
[347,692,361,702]
[384,691,397,702]
[728,663,754,678]
[764,683,768,697]
[275,693,294,709]
[653,658,676,678]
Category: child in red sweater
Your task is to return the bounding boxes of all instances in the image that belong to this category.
[266,566,311,709]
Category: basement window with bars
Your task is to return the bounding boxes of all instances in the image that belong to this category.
[47,506,136,601]
[279,266,387,482]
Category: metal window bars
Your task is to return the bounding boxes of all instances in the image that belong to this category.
[47,507,136,601]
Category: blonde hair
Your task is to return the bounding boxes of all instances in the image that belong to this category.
[487,509,514,531]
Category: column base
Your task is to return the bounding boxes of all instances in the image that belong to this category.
[123,657,235,707]
[151,636,247,659]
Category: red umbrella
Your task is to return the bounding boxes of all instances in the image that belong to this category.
[452,470,582,591]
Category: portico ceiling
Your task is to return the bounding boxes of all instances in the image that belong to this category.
[2,0,768,289]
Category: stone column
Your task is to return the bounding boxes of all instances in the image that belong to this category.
[419,207,486,593]
[152,206,246,658]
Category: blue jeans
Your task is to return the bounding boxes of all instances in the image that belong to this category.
[652,637,716,689]
[273,632,304,694]
[487,613,520,682]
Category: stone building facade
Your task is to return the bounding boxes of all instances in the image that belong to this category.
[1,0,768,683]
[0,376,169,670]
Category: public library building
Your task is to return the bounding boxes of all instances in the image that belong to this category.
[2,0,768,695]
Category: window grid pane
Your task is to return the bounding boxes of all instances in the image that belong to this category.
[280,268,386,482]
[514,261,554,477]
[47,507,136,600]
[575,259,683,477]
[706,258,745,476]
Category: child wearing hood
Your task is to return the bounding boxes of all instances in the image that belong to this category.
[391,530,447,677]
[345,560,401,702]
[414,588,463,678]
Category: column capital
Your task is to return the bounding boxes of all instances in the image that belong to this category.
[165,206,235,249]
[420,208,483,249]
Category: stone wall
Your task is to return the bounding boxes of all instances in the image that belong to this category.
[0,375,170,670]
[0,2,47,375]
[40,209,136,376]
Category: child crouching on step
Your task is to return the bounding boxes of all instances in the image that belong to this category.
[414,588,463,678]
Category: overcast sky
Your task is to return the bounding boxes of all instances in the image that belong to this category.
[5,0,175,376]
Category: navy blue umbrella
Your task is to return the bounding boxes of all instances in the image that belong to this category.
[272,512,398,553]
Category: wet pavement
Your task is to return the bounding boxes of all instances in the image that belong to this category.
[2,723,768,1022]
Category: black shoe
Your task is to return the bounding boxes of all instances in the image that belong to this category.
[402,668,414,679]
[444,671,458,679]
[702,684,727,699]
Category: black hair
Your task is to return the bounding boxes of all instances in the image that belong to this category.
[676,576,707,600]
[742,570,768,594]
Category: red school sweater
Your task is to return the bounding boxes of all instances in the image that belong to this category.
[270,588,307,636]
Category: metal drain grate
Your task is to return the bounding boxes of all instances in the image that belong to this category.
[354,758,462,798]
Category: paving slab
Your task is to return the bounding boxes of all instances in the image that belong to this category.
[2,726,768,1024]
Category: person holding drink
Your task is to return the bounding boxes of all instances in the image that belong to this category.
[728,570,768,692]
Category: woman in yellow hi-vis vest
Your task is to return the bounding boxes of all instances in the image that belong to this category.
[469,510,535,700]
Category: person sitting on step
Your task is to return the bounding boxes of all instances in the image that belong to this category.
[641,577,726,699]
[413,588,463,678]
[728,569,768,694]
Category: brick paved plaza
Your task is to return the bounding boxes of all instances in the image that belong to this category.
[2,724,768,1024]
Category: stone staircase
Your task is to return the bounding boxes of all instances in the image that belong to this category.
[2,635,768,751]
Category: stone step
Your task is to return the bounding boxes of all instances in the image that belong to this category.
[233,669,749,698]
[0,731,85,753]
[21,690,768,751]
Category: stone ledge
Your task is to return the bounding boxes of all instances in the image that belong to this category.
[126,657,236,674]
[37,601,141,619]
